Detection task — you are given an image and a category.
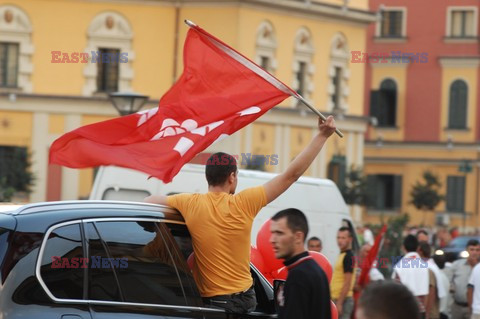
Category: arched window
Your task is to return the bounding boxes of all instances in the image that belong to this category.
[448,80,468,129]
[328,33,350,112]
[83,12,133,96]
[370,79,397,127]
[0,5,33,92]
[292,27,314,106]
[255,21,277,74]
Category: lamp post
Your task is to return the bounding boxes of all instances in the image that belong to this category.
[458,159,472,230]
[108,92,149,116]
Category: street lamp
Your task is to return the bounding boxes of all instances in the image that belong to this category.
[108,92,149,116]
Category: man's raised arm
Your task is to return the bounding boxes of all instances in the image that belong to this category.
[263,116,336,204]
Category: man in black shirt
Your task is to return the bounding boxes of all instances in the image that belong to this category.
[270,208,331,319]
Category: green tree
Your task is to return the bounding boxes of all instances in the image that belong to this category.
[410,171,444,225]
[340,166,370,206]
[378,213,410,278]
[0,147,35,202]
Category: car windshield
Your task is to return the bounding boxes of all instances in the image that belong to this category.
[449,237,476,248]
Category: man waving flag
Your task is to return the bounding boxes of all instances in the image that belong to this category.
[49,21,303,182]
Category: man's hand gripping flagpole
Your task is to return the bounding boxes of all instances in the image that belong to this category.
[185,19,344,138]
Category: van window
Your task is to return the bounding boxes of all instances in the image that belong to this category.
[40,223,84,300]
[90,220,187,306]
[102,188,150,201]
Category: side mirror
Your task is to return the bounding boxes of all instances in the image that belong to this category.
[273,279,286,313]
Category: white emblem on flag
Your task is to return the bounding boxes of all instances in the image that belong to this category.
[137,108,158,127]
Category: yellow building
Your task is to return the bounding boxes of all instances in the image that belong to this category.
[0,0,375,210]
[363,1,480,229]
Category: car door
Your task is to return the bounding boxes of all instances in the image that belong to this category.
[85,218,203,319]
[162,223,277,319]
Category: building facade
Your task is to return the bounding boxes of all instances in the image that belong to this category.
[363,0,480,228]
[0,0,375,213]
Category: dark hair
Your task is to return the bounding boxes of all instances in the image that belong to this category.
[403,234,419,252]
[271,208,309,242]
[467,239,479,248]
[418,241,431,258]
[358,281,420,319]
[205,152,237,186]
[416,229,428,237]
[308,236,322,244]
[433,254,445,269]
[338,226,352,238]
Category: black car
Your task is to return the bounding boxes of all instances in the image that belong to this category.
[0,201,277,318]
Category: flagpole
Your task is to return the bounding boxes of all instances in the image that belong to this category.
[295,95,344,138]
[185,19,344,138]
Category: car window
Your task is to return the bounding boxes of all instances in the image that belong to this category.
[90,220,188,306]
[163,223,202,306]
[86,222,123,301]
[0,229,10,282]
[39,223,84,300]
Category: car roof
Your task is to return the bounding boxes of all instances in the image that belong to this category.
[2,200,183,222]
[0,204,24,214]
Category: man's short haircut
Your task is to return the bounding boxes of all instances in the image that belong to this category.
[308,236,321,244]
[416,229,428,237]
[338,226,352,238]
[205,152,237,186]
[358,281,420,319]
[467,239,479,248]
[272,208,309,242]
[403,234,419,252]
[418,241,431,258]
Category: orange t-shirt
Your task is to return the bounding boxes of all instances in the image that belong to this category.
[167,186,267,297]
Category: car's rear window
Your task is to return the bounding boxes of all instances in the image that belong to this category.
[0,228,11,281]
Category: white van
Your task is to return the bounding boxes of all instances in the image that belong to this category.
[89,164,357,263]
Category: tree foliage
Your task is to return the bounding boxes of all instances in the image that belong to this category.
[340,166,370,206]
[410,171,444,212]
[0,147,35,202]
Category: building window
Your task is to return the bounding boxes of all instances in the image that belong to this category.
[296,61,307,96]
[0,5,33,92]
[328,33,349,112]
[450,10,475,37]
[367,174,402,210]
[448,80,468,129]
[84,12,133,95]
[0,42,19,88]
[446,176,465,212]
[260,56,271,72]
[328,155,346,189]
[96,48,119,92]
[255,21,277,75]
[370,79,397,127]
[332,67,342,109]
[292,27,314,106]
[380,11,404,38]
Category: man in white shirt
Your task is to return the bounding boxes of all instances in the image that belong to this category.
[392,235,429,318]
[468,262,480,319]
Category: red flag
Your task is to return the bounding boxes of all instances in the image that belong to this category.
[49,23,297,182]
[358,224,387,287]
